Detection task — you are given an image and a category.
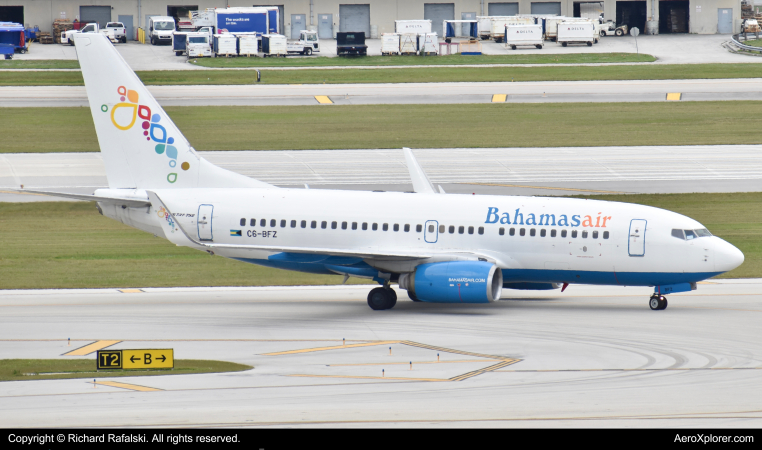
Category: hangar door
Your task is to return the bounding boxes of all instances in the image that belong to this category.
[488,3,519,16]
[659,0,689,33]
[424,3,454,38]
[0,6,23,24]
[80,6,112,28]
[339,4,370,35]
[616,1,647,32]
[531,2,561,15]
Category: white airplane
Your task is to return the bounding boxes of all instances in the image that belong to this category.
[29,34,744,311]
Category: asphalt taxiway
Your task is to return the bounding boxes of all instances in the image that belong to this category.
[1,280,761,427]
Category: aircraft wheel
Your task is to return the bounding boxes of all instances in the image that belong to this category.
[367,287,397,310]
[649,295,661,310]
[659,297,668,310]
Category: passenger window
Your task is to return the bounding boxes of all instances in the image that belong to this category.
[291,220,297,228]
[509,228,515,236]
[561,230,567,238]
[571,230,577,238]
[373,223,378,231]
[342,221,348,230]
[672,229,685,240]
[404,224,410,232]
[352,222,357,230]
[582,231,588,238]
[321,221,327,229]
[240,218,246,226]
[428,224,434,233]
[362,222,368,230]
[301,220,307,228]
[592,231,598,239]
[551,229,556,237]
[270,219,276,227]
[540,229,546,237]
[331,221,337,229]
[416,224,422,232]
[458,226,464,234]
[499,227,505,235]
[439,225,445,233]
[260,219,266,227]
[383,223,389,231]
[250,218,256,226]
[393,224,399,232]
[311,220,317,229]
[449,226,455,234]
[468,226,474,235]
[281,219,286,228]
[603,231,609,239]
[478,227,484,235]
[685,230,697,240]
[530,229,536,237]
[520,228,526,236]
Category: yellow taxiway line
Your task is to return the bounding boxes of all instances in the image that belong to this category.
[314,95,333,104]
[263,340,401,356]
[93,381,162,392]
[491,94,507,102]
[63,340,121,356]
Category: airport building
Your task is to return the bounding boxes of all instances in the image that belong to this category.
[0,0,746,38]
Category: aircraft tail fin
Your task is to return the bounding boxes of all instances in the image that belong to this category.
[74,34,275,190]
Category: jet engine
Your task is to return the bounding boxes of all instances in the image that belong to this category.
[398,261,503,303]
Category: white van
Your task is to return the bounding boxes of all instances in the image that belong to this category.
[149,16,176,45]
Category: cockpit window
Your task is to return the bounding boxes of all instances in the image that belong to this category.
[673,228,712,240]
[696,228,712,237]
[671,229,684,240]
[685,230,697,240]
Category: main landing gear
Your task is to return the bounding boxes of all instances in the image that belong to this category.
[367,286,397,310]
[649,294,668,310]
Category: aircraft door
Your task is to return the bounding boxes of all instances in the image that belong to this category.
[628,219,646,256]
[197,204,214,241]
[424,220,438,243]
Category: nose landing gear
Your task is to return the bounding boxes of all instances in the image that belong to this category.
[367,286,397,310]
[649,295,668,310]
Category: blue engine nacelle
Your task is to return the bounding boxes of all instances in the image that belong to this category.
[398,261,503,303]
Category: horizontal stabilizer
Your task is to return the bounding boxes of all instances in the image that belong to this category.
[15,189,150,207]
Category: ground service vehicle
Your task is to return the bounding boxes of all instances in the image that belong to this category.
[186,32,211,58]
[557,21,596,46]
[149,16,176,45]
[191,7,277,35]
[61,23,122,45]
[105,22,127,43]
[337,32,367,56]
[599,20,628,36]
[505,24,544,49]
[287,30,319,55]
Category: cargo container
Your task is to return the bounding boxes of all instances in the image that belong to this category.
[336,32,367,56]
[213,34,238,56]
[417,32,438,55]
[443,20,478,42]
[544,16,575,41]
[394,20,431,34]
[237,34,259,56]
[0,22,26,54]
[381,33,400,55]
[399,33,418,54]
[173,32,188,56]
[557,22,596,46]
[476,16,493,39]
[505,24,544,49]
[261,34,287,57]
[491,17,534,42]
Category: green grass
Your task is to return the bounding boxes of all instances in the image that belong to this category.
[4,102,762,152]
[189,52,656,67]
[0,202,372,289]
[0,59,80,69]
[0,194,758,290]
[744,39,762,48]
[1,63,762,85]
[0,359,251,381]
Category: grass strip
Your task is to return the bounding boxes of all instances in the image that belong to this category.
[0,193,758,290]
[744,39,762,48]
[3,102,762,153]
[0,359,251,381]
[0,59,80,69]
[188,52,656,67]
[0,63,761,85]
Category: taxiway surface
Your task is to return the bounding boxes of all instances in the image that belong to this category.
[3,78,761,107]
[1,280,761,427]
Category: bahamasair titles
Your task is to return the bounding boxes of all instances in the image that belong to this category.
[27,34,744,311]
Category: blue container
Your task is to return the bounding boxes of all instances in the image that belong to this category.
[0,22,26,52]
[216,12,268,34]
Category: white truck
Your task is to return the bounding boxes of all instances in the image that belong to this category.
[286,30,319,55]
[185,32,211,58]
[105,22,127,43]
[61,22,124,45]
[505,24,544,50]
[557,21,596,46]
[149,16,176,45]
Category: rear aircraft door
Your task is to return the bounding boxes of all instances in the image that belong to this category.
[628,219,646,256]
[197,204,214,241]
[424,220,438,243]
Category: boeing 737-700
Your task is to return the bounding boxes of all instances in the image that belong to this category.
[26,34,744,311]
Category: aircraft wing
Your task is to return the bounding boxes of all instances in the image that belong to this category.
[13,189,151,208]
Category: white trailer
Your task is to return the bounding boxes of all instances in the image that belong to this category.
[381,33,400,55]
[491,17,534,43]
[261,34,287,57]
[417,32,438,55]
[237,34,258,56]
[544,16,574,41]
[394,20,432,34]
[213,34,238,57]
[442,20,478,42]
[505,24,544,50]
[476,16,492,39]
[286,30,320,55]
[557,21,596,47]
[400,33,418,55]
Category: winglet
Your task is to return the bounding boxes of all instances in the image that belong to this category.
[402,148,437,194]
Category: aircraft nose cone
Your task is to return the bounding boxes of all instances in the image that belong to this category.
[715,239,744,273]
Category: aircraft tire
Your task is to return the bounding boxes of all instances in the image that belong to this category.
[659,297,668,310]
[649,296,661,310]
[368,287,396,310]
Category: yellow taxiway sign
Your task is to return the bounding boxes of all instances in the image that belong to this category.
[97,349,174,370]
